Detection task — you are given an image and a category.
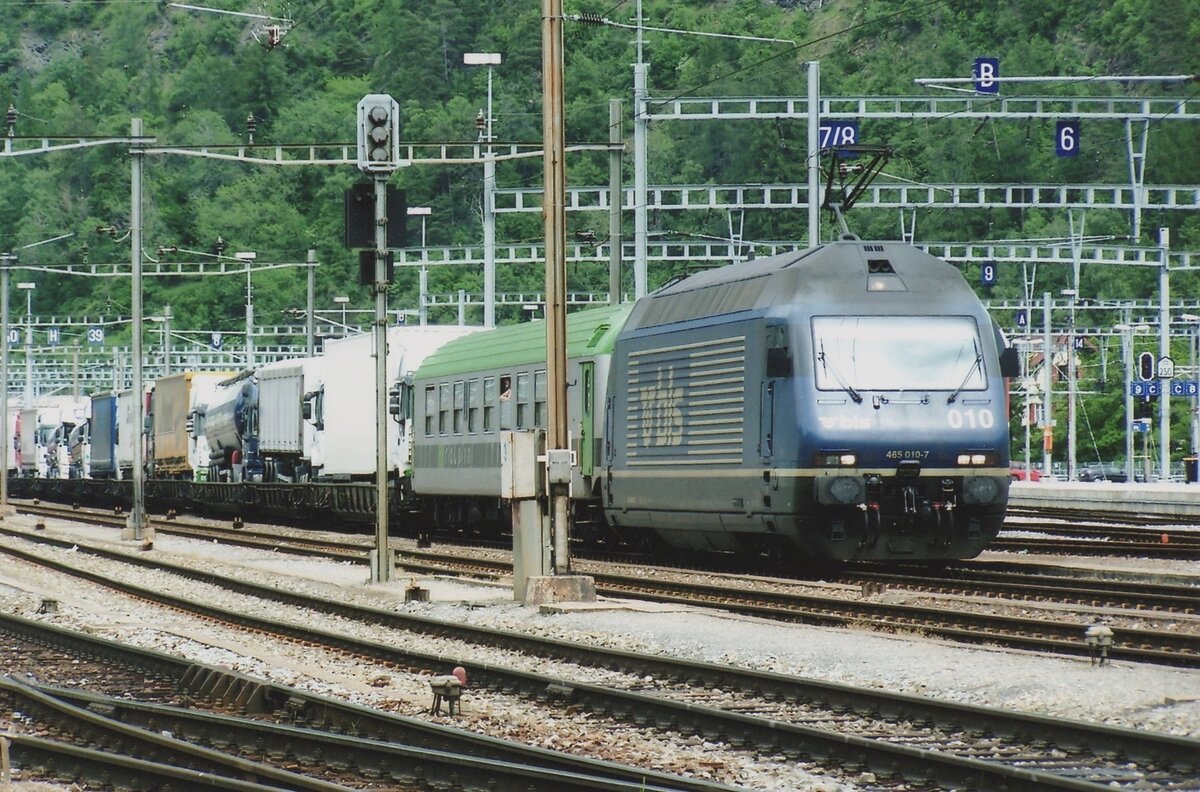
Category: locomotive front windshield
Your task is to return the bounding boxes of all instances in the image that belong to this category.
[812,316,986,393]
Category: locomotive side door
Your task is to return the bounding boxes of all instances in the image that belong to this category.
[760,323,791,490]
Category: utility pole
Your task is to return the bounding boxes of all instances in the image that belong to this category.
[373,171,390,580]
[608,98,623,304]
[807,61,820,247]
[306,249,316,358]
[465,53,502,328]
[162,304,172,376]
[0,253,11,516]
[1041,292,1053,478]
[127,116,150,546]
[632,0,648,299]
[18,282,34,406]
[1158,227,1171,481]
[543,0,571,575]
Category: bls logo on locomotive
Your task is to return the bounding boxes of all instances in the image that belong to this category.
[636,368,683,447]
[818,415,872,430]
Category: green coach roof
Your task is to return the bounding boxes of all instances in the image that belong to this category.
[415,304,634,380]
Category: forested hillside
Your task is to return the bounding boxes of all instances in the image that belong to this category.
[1,0,1197,332]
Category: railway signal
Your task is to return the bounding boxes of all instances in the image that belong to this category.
[1138,352,1155,382]
[356,95,401,173]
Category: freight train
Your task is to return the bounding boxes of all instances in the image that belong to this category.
[10,237,1019,562]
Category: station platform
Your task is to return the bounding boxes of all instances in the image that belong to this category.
[1008,481,1200,521]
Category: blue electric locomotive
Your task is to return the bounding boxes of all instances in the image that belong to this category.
[603,237,1019,561]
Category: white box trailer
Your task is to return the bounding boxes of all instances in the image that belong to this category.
[115,386,151,479]
[16,397,88,478]
[17,407,42,477]
[46,398,90,480]
[4,406,17,473]
[257,357,324,481]
[313,326,475,480]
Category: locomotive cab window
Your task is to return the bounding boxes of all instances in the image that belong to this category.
[766,324,792,378]
[812,316,986,392]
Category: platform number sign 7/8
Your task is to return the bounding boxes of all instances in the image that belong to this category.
[819,121,859,154]
[1056,120,1080,157]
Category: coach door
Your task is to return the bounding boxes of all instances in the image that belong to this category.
[579,361,595,476]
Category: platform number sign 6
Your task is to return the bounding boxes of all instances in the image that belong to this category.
[1055,120,1080,157]
[980,261,997,287]
[86,326,104,345]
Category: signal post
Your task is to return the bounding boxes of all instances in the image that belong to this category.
[356,94,402,584]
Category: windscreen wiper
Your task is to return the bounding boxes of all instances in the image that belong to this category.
[817,345,863,404]
[946,351,984,404]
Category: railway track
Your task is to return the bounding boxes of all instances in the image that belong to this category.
[1007,504,1200,528]
[12,501,1200,667]
[996,516,1200,559]
[1,614,728,792]
[843,562,1199,614]
[1,526,1197,791]
[990,534,1199,558]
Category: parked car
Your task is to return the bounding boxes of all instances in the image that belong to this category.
[1078,463,1128,483]
[1011,463,1042,482]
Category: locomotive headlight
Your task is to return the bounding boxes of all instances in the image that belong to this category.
[962,476,1001,504]
[815,475,866,505]
[957,453,997,466]
[828,476,864,504]
[814,452,857,467]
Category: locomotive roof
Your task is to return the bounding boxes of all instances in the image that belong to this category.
[625,238,975,331]
[415,303,634,380]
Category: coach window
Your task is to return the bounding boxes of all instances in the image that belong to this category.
[424,386,436,436]
[438,383,451,435]
[516,372,531,429]
[467,379,480,433]
[483,377,497,432]
[452,381,465,434]
[534,370,547,428]
[499,375,514,430]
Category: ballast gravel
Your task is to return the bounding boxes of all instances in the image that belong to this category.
[0,514,1197,791]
